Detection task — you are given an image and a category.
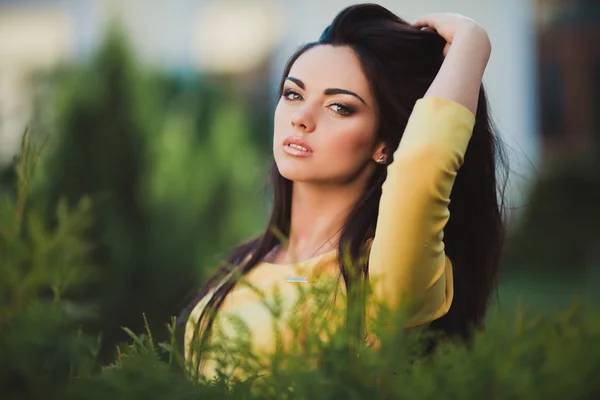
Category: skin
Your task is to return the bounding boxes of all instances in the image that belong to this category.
[270,14,492,264]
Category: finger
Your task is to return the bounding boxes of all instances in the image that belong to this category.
[442,43,451,57]
[413,14,439,28]
[414,21,437,34]
[412,15,433,28]
[413,19,430,28]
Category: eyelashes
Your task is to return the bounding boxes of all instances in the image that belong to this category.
[329,103,354,116]
[281,89,356,117]
[282,89,302,101]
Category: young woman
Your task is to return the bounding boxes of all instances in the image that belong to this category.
[181,3,506,380]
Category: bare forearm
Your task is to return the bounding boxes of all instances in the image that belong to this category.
[424,24,491,115]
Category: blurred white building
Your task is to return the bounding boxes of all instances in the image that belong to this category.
[0,0,539,212]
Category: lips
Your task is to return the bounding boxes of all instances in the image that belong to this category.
[282,136,313,157]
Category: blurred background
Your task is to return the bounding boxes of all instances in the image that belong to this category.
[0,0,598,360]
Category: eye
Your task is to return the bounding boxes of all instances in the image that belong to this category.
[329,103,354,117]
[282,89,302,101]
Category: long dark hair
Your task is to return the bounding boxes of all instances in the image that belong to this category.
[180,3,507,359]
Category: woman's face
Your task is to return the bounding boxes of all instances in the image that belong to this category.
[273,45,383,185]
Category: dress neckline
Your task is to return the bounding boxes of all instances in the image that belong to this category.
[260,248,338,267]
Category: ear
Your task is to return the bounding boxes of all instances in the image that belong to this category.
[371,141,388,164]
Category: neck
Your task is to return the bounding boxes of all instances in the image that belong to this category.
[283,180,366,262]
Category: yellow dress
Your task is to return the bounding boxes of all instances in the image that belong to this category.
[185,96,475,380]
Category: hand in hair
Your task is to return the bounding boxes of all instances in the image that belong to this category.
[413,13,489,57]
[413,13,491,115]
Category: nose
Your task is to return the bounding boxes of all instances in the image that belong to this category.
[291,107,315,133]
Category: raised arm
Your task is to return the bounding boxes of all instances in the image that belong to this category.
[367,15,491,327]
[416,13,492,113]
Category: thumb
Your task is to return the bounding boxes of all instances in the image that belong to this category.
[443,42,451,57]
[413,15,431,28]
[413,14,437,29]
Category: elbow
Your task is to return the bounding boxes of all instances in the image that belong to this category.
[404,290,453,329]
[404,263,454,328]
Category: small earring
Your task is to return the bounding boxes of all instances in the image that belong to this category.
[376,155,386,164]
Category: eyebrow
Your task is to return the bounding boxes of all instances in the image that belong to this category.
[285,76,368,106]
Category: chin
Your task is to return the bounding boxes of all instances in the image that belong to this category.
[276,160,314,182]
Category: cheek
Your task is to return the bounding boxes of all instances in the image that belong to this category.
[273,101,287,136]
[273,101,294,166]
[325,122,376,162]
[272,103,284,149]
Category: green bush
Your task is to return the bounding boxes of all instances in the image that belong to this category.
[502,161,600,278]
[20,26,270,362]
[2,136,600,399]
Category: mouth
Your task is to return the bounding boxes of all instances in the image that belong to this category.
[282,136,313,157]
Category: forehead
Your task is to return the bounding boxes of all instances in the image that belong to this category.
[288,45,372,101]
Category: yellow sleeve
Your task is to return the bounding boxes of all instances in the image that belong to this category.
[368,96,475,327]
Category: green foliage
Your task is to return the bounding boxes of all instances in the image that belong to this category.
[503,161,600,277]
[0,131,99,400]
[21,26,270,361]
